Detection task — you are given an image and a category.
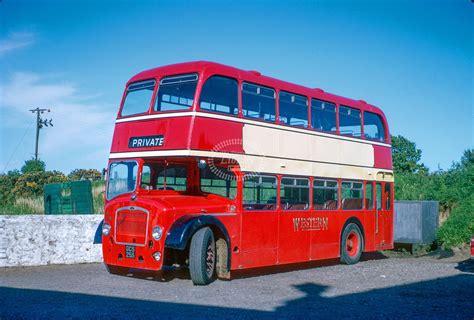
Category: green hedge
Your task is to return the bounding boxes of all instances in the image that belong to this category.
[437,194,474,248]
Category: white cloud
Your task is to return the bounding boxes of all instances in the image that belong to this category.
[0,32,35,57]
[0,72,116,173]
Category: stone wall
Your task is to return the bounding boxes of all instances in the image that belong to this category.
[0,215,103,267]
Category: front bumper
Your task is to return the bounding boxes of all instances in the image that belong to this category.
[102,235,164,271]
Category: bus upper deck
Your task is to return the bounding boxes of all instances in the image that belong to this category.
[110,61,392,178]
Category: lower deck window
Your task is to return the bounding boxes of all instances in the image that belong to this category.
[141,163,187,191]
[313,179,338,210]
[365,182,374,209]
[200,164,237,199]
[341,181,363,210]
[376,183,382,210]
[385,183,392,209]
[243,175,278,210]
[281,177,309,210]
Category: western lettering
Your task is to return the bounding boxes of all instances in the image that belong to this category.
[293,218,300,232]
[292,217,329,232]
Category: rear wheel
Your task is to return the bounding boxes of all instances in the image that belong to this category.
[340,223,364,265]
[189,227,216,285]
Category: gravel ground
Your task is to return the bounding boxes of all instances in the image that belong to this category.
[0,254,473,319]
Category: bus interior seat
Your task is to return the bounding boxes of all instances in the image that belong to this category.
[289,203,308,210]
[365,198,372,209]
[324,200,337,210]
[341,198,363,210]
[313,203,325,210]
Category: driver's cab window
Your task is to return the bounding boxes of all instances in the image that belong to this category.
[141,163,187,191]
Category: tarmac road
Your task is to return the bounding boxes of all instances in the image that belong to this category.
[0,253,473,319]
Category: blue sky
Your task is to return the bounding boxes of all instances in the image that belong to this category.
[0,0,472,174]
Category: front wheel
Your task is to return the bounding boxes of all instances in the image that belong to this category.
[340,223,364,265]
[189,227,216,285]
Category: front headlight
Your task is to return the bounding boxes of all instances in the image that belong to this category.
[152,226,163,240]
[102,222,111,236]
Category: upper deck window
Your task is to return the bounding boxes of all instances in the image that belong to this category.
[279,91,308,127]
[363,111,386,142]
[242,83,276,122]
[155,74,198,112]
[339,106,362,137]
[199,76,238,115]
[311,99,337,133]
[121,80,155,116]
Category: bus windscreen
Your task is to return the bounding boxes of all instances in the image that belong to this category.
[121,80,156,116]
[155,74,198,112]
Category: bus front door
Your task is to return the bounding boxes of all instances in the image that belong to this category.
[375,182,385,247]
[239,175,279,268]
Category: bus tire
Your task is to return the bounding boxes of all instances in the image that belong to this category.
[189,227,216,285]
[340,223,364,265]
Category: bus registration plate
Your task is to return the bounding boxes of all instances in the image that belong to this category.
[125,245,135,259]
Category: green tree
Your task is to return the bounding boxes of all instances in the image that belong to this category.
[460,149,473,167]
[68,169,102,181]
[391,135,427,174]
[0,171,21,205]
[12,171,68,197]
[21,159,46,174]
[437,193,474,248]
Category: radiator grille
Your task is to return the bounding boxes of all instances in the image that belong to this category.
[115,208,148,245]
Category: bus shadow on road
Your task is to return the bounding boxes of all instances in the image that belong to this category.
[455,259,474,274]
[0,274,472,319]
[118,251,389,283]
[134,252,389,282]
[231,258,343,280]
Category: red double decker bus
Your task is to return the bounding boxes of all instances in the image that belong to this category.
[102,61,394,285]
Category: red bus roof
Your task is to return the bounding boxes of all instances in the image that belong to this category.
[128,61,385,115]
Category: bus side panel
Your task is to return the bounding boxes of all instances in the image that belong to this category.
[373,145,392,170]
[239,210,279,269]
[384,209,394,249]
[278,209,311,264]
[189,117,244,153]
[310,210,340,260]
[363,209,377,252]
[110,117,193,153]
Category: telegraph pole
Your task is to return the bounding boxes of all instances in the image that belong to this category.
[29,108,53,160]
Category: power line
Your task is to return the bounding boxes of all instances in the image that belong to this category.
[2,118,35,173]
